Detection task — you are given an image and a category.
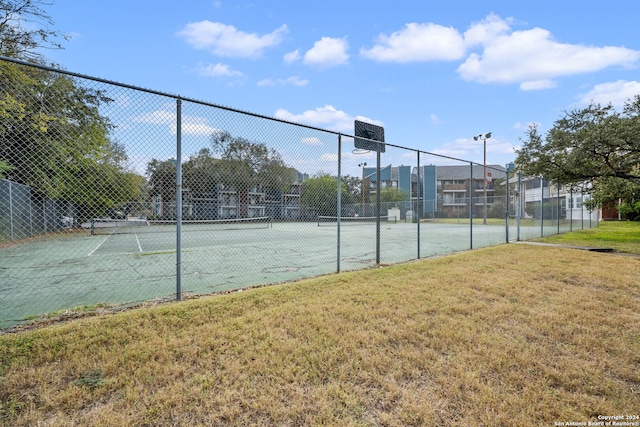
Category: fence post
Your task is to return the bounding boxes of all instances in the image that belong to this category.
[176,98,182,301]
[29,186,33,237]
[416,151,421,259]
[8,181,14,241]
[43,199,47,234]
[517,172,521,241]
[376,148,381,264]
[337,134,342,273]
[570,187,573,231]
[540,177,544,237]
[505,169,510,243]
[469,163,473,249]
[581,188,584,229]
[557,183,561,235]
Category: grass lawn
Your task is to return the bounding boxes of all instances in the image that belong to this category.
[1,227,639,426]
[535,220,640,254]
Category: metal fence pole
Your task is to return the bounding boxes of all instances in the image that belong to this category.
[505,169,510,243]
[517,172,521,241]
[337,134,342,273]
[540,177,544,237]
[8,181,13,241]
[581,188,585,230]
[557,183,561,235]
[469,163,473,249]
[29,187,33,237]
[376,148,381,264]
[43,199,47,234]
[417,151,421,259]
[176,99,183,301]
[570,187,573,231]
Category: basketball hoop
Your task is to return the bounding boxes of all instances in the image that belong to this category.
[352,148,370,155]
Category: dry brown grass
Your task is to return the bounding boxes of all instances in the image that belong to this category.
[1,244,639,426]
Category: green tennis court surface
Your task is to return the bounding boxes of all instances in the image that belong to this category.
[1,220,548,328]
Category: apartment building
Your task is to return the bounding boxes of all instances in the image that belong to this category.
[364,164,507,219]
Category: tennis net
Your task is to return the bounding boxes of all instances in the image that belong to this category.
[316,215,397,226]
[89,216,272,235]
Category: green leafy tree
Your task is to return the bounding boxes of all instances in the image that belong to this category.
[1,60,143,220]
[211,131,293,217]
[372,187,409,204]
[0,158,11,177]
[340,174,361,206]
[1,1,143,221]
[182,148,223,196]
[146,158,176,216]
[516,97,640,217]
[300,174,351,217]
[1,0,69,62]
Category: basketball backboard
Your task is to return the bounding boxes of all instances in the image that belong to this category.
[354,120,385,153]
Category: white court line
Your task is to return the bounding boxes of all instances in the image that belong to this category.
[87,232,113,257]
[135,233,143,252]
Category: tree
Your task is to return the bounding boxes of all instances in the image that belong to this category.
[372,187,409,204]
[0,159,11,177]
[1,0,69,62]
[146,158,176,216]
[516,96,640,215]
[340,174,361,207]
[300,174,356,217]
[1,60,144,220]
[211,131,293,217]
[1,1,144,221]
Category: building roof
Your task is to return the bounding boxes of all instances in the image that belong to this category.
[436,165,507,180]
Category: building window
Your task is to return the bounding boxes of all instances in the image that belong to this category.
[443,193,466,205]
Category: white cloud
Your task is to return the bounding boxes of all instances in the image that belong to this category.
[457,16,640,88]
[431,136,516,164]
[177,21,288,58]
[302,137,323,146]
[360,22,466,62]
[512,121,539,131]
[303,37,349,69]
[319,153,339,162]
[577,80,640,107]
[283,49,301,64]
[463,13,511,47]
[520,79,556,91]
[430,114,443,124]
[196,62,244,78]
[257,76,308,87]
[274,104,382,133]
[132,109,218,136]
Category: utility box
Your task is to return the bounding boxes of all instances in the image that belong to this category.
[405,210,414,222]
[387,207,400,222]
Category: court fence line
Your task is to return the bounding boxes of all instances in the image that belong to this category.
[0,56,599,328]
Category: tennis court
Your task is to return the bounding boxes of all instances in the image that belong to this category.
[0,219,530,327]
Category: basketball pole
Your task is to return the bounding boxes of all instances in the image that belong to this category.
[376,146,381,265]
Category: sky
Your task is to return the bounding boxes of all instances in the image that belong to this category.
[40,0,640,173]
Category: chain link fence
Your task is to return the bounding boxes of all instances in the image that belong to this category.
[0,57,598,328]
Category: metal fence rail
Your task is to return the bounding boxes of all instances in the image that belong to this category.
[0,57,598,328]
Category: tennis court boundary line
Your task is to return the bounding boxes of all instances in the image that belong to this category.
[87,233,113,257]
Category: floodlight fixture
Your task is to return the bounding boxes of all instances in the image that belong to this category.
[474,132,492,224]
[473,132,491,225]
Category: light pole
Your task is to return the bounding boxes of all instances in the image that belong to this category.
[358,162,367,216]
[473,132,492,225]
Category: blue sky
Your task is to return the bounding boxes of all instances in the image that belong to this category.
[43,0,640,172]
